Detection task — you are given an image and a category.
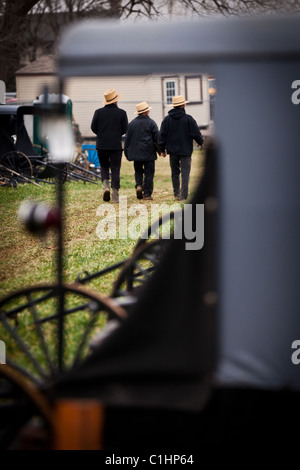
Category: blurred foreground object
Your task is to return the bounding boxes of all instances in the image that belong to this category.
[18,201,60,235]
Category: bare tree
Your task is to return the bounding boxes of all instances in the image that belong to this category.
[120,0,300,18]
[1,0,300,91]
[178,0,300,16]
[24,1,122,65]
[0,0,122,90]
[0,1,39,88]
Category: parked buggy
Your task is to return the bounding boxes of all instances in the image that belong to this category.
[0,104,100,187]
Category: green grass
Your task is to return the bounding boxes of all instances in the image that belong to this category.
[0,151,205,377]
[0,152,205,295]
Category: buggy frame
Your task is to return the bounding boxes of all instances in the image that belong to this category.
[0,104,100,186]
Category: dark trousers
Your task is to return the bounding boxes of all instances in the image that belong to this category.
[97,149,122,189]
[169,155,191,200]
[134,161,155,197]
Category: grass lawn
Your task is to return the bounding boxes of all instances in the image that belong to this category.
[0,150,205,376]
[0,150,205,297]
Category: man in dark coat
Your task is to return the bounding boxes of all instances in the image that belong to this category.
[159,95,204,201]
[91,88,128,202]
[124,101,160,200]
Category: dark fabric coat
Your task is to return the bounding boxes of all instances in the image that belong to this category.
[91,103,128,150]
[124,115,159,161]
[159,108,203,156]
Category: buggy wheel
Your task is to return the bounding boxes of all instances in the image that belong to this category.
[33,144,67,184]
[0,177,18,188]
[34,160,67,185]
[0,283,127,384]
[82,146,100,173]
[0,364,52,449]
[111,211,179,299]
[73,151,89,170]
[111,239,170,299]
[10,179,18,188]
[67,151,97,183]
[0,151,33,181]
[133,209,181,253]
[33,144,50,159]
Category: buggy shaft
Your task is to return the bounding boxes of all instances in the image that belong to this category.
[0,164,41,187]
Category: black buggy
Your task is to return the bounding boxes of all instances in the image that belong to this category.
[0,104,100,187]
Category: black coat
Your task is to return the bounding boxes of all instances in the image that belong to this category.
[159,108,203,156]
[91,103,128,150]
[124,115,159,161]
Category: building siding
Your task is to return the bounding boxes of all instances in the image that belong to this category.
[16,75,58,102]
[16,73,211,140]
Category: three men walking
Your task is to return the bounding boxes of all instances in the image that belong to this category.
[91,90,203,203]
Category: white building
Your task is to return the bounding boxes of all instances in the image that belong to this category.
[16,55,212,140]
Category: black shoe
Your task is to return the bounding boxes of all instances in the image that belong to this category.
[103,189,110,202]
[136,186,143,200]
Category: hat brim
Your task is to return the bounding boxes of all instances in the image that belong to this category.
[134,106,152,114]
[103,93,122,105]
[169,100,190,107]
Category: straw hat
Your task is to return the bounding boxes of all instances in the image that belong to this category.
[135,101,152,114]
[170,95,190,107]
[103,88,122,105]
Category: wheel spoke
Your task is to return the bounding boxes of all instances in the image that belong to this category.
[0,152,33,180]
[112,239,169,297]
[26,294,57,377]
[0,284,127,382]
[71,306,102,368]
[0,312,48,380]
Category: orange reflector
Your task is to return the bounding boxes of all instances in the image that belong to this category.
[53,399,104,450]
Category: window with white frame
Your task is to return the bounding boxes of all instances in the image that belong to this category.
[165,80,176,104]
